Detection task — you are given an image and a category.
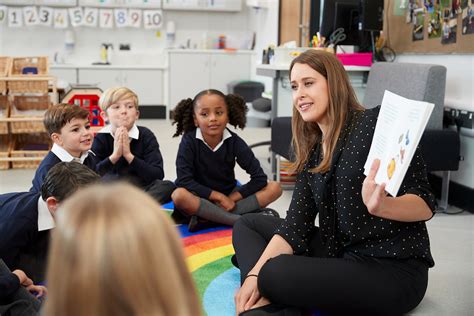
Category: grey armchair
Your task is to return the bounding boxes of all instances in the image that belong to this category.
[270,62,460,211]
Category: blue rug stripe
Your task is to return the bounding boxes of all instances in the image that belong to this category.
[177,224,231,237]
[203,267,240,316]
[162,201,174,209]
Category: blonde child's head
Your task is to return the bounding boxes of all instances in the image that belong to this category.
[43,103,93,157]
[44,183,201,316]
[99,87,139,131]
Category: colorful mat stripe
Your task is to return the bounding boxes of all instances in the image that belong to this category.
[177,224,237,315]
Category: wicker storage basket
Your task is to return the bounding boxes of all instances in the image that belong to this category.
[10,95,49,134]
[10,133,50,169]
[0,134,9,169]
[0,80,6,95]
[8,80,49,94]
[0,95,9,135]
[9,56,48,76]
[0,57,11,95]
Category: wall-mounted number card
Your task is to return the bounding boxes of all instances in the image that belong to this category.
[68,7,83,27]
[0,6,7,25]
[99,9,114,28]
[53,9,69,29]
[143,9,162,29]
[8,7,23,27]
[114,8,128,28]
[84,7,98,27]
[23,6,39,26]
[38,7,53,26]
[128,9,141,28]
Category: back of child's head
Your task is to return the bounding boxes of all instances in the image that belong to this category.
[44,182,201,316]
[43,103,89,136]
[172,89,248,137]
[40,162,100,203]
[99,87,139,112]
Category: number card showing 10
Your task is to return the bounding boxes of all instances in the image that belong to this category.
[143,10,162,29]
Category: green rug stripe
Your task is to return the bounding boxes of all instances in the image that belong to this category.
[192,254,234,299]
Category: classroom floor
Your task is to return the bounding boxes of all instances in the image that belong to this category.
[0,119,472,315]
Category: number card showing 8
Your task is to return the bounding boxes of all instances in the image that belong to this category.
[114,9,128,28]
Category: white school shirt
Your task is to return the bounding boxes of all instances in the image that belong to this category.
[195,127,232,152]
[98,124,140,140]
[37,197,55,231]
[51,143,89,163]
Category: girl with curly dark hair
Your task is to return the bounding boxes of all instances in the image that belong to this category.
[171,89,282,232]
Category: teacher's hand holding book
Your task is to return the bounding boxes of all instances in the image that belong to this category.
[362,158,388,216]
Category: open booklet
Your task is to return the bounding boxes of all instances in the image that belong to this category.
[364,90,434,197]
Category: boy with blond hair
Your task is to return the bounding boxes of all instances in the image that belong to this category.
[92,87,175,204]
[30,103,96,192]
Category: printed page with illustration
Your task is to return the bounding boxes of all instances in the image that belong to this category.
[364,90,434,197]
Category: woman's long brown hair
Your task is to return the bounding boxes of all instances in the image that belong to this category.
[290,50,364,173]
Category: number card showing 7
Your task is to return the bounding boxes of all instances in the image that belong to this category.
[100,9,114,28]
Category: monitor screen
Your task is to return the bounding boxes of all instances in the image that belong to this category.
[320,0,366,48]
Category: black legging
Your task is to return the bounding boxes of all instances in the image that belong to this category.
[233,214,429,315]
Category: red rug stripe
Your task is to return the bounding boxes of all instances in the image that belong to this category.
[182,229,232,247]
[184,236,232,257]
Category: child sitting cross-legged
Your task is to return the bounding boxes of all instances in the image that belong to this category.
[92,87,176,204]
[31,103,96,193]
[171,89,282,232]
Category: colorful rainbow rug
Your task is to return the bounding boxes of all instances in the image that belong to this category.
[177,224,239,316]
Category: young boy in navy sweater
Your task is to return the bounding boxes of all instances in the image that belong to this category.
[30,103,96,192]
[0,162,100,285]
[92,87,175,204]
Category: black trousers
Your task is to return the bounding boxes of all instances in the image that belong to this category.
[232,214,429,315]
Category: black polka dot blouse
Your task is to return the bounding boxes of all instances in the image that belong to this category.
[275,107,436,267]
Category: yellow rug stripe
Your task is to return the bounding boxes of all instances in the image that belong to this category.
[187,244,235,272]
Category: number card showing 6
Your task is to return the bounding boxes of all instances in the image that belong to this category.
[143,10,162,30]
[84,8,98,27]
[114,9,128,28]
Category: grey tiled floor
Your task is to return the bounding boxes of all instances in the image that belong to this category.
[0,119,472,315]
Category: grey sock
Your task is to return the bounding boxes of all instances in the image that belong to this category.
[233,194,260,215]
[196,198,240,226]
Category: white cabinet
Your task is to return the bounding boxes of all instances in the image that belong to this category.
[163,0,241,11]
[78,68,164,106]
[168,51,252,110]
[49,68,77,85]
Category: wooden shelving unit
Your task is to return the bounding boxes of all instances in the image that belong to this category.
[0,56,57,169]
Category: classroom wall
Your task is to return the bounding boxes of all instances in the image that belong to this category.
[396,54,474,189]
[0,5,278,90]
